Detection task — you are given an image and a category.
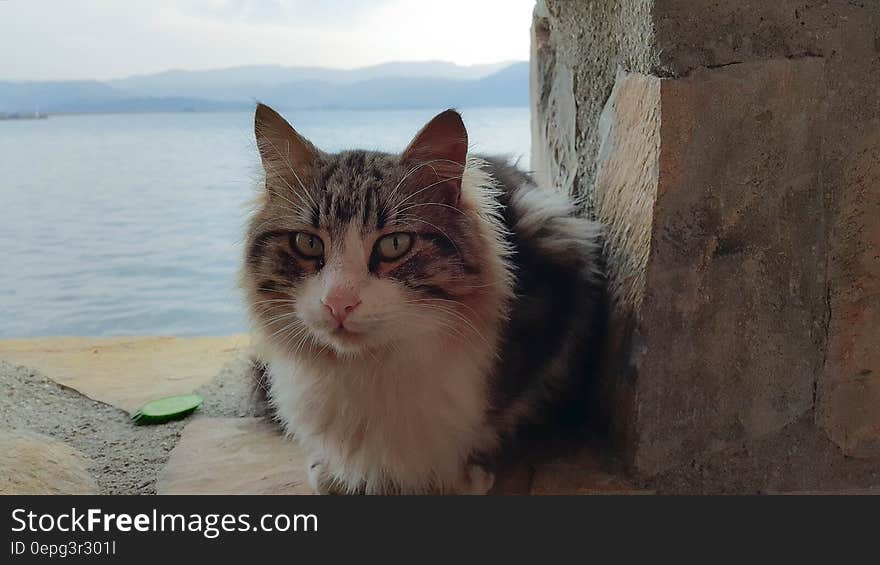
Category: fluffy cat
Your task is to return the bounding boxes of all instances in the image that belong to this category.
[242,104,603,494]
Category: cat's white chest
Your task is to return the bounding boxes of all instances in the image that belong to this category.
[266,340,496,493]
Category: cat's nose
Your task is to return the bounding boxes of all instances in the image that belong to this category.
[322,289,361,325]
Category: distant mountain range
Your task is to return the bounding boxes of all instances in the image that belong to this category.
[0,61,528,114]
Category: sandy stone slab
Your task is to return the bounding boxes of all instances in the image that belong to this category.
[0,335,250,413]
[0,429,98,495]
[157,417,312,495]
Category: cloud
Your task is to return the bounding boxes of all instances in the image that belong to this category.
[0,0,532,81]
[180,0,379,26]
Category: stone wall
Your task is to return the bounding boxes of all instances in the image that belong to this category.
[531,0,880,490]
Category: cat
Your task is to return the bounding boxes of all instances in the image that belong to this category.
[242,103,603,494]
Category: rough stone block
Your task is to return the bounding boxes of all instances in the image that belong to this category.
[820,127,880,457]
[594,58,827,475]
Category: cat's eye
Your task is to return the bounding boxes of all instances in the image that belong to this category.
[376,233,413,261]
[292,232,324,258]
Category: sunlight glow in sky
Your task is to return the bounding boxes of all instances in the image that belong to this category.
[0,0,535,80]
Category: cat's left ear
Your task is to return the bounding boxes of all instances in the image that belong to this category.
[254,103,319,178]
[401,109,468,204]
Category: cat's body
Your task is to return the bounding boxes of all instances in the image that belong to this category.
[243,105,602,494]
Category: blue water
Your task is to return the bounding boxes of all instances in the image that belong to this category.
[0,108,530,337]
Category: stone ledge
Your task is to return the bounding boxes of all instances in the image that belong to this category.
[0,335,250,413]
[1,336,650,495]
[157,418,645,495]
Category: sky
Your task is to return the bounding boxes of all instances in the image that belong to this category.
[0,0,535,81]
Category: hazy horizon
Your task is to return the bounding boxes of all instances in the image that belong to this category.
[0,0,534,81]
[4,59,528,84]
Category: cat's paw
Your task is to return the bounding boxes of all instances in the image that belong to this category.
[306,458,337,495]
[306,458,362,495]
[456,464,495,495]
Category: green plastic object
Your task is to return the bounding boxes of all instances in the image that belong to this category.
[131,394,203,425]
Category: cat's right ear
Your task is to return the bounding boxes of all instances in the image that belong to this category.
[254,103,318,175]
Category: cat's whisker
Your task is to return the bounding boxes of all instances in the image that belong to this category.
[256,316,295,332]
[388,159,442,200]
[259,135,320,211]
[267,184,311,217]
[408,302,490,347]
[392,201,467,218]
[254,320,297,341]
[280,144,320,212]
[252,315,293,334]
[408,296,485,322]
[252,305,296,316]
[265,316,305,342]
[271,139,310,193]
[253,301,298,315]
[280,325,310,357]
[443,278,507,290]
[257,311,300,329]
[249,214,310,235]
[248,360,273,397]
[282,326,311,355]
[386,158,463,204]
[386,175,464,218]
[416,319,474,348]
[408,315,471,345]
[251,298,297,306]
[261,158,312,208]
[266,186,312,222]
[393,299,489,347]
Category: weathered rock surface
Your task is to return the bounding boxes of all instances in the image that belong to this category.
[0,429,97,495]
[157,417,312,495]
[0,335,250,413]
[530,0,658,212]
[820,125,880,458]
[598,59,827,475]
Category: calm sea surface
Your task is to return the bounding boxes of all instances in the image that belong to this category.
[0,108,530,338]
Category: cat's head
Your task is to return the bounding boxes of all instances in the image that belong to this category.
[243,104,507,357]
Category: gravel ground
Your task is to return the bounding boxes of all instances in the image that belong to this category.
[0,356,266,495]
